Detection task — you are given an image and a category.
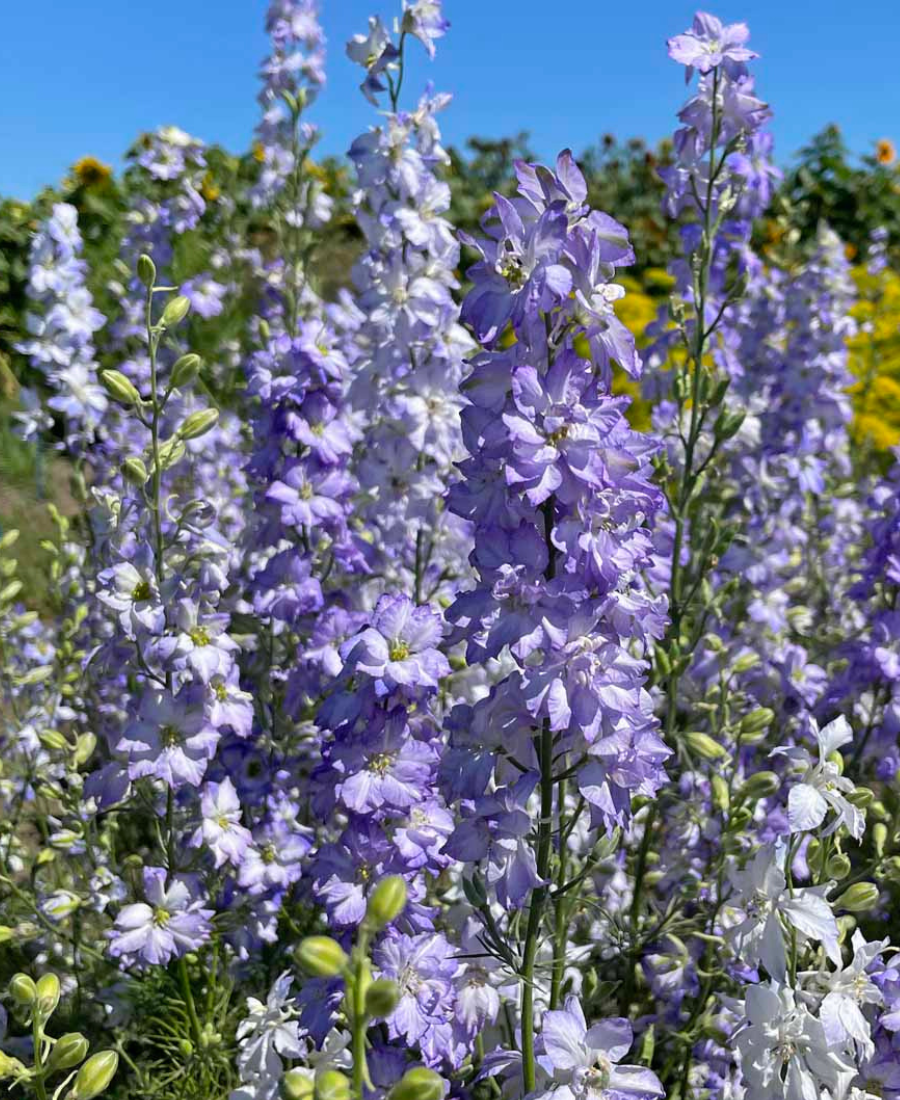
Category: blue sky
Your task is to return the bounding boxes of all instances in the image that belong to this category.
[1,0,898,199]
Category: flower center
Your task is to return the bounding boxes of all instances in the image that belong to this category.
[190,626,210,647]
[389,641,410,661]
[132,580,152,602]
[369,751,396,776]
[153,907,171,927]
[160,724,182,748]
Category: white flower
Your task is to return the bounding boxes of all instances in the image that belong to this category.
[799,930,886,1060]
[232,972,305,1100]
[726,844,841,979]
[734,983,855,1100]
[772,716,864,839]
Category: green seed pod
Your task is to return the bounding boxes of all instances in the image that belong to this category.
[390,1067,445,1100]
[161,295,191,327]
[122,457,149,486]
[826,853,852,880]
[48,1032,89,1072]
[70,1050,119,1099]
[9,973,37,1007]
[365,978,401,1019]
[683,731,728,761]
[171,353,202,389]
[294,936,348,977]
[834,882,879,913]
[36,972,61,1017]
[137,254,156,287]
[282,1069,315,1100]
[178,408,220,440]
[367,875,408,929]
[315,1070,352,1100]
[739,771,781,800]
[100,370,141,406]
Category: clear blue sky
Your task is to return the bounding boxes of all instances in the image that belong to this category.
[1,0,898,199]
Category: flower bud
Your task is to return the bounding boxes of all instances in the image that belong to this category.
[315,1070,351,1100]
[846,786,874,808]
[0,529,19,551]
[294,936,348,977]
[874,822,888,858]
[834,882,879,912]
[367,875,408,929]
[137,254,156,287]
[739,708,774,735]
[683,731,728,761]
[9,973,37,1007]
[826,853,851,880]
[171,353,202,389]
[122,457,149,486]
[70,1050,118,1099]
[73,732,98,768]
[49,1033,90,1072]
[0,1051,27,1080]
[390,1067,445,1100]
[100,370,141,406]
[732,653,760,674]
[161,295,191,327]
[177,408,219,440]
[710,774,729,813]
[36,972,61,1016]
[282,1069,315,1100]
[365,978,400,1019]
[178,1039,194,1057]
[739,771,780,800]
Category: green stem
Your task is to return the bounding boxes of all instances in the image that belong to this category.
[178,956,203,1048]
[350,930,370,1100]
[549,775,569,1010]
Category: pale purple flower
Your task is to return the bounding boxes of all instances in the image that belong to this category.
[108,867,213,968]
[191,778,252,868]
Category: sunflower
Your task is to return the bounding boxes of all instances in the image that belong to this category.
[876,139,897,166]
[72,155,112,189]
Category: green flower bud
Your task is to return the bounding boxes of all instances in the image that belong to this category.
[282,1069,315,1100]
[161,295,191,327]
[177,408,219,440]
[739,771,781,800]
[834,882,879,913]
[73,732,98,768]
[137,254,156,287]
[40,729,70,752]
[826,853,852,880]
[683,731,728,761]
[740,708,775,735]
[122,457,149,486]
[294,936,348,977]
[365,978,401,1019]
[0,579,23,605]
[390,1067,445,1100]
[846,787,874,808]
[315,1070,352,1100]
[0,529,20,551]
[48,1032,90,1072]
[100,370,141,406]
[171,353,202,389]
[36,972,61,1016]
[178,1039,194,1057]
[710,773,729,813]
[732,653,760,674]
[9,973,37,1006]
[367,875,408,929]
[0,1050,27,1080]
[874,822,888,858]
[70,1050,118,1099]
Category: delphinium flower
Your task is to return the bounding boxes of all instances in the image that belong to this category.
[107,866,213,969]
[443,147,668,1093]
[15,202,107,451]
[345,3,473,602]
[307,594,462,1065]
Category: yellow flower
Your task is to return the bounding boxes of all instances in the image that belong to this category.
[72,156,112,189]
[876,139,896,166]
[200,172,220,202]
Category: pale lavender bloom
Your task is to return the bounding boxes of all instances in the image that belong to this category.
[540,996,664,1099]
[667,12,757,79]
[726,844,842,979]
[108,867,213,968]
[180,275,227,319]
[235,971,305,1099]
[402,0,449,58]
[116,690,220,789]
[97,555,165,637]
[191,778,253,868]
[342,595,449,690]
[772,715,865,839]
[800,930,886,1059]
